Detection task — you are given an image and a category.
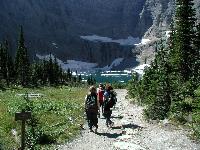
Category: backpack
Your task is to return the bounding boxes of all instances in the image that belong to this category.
[104,92,117,109]
[85,94,98,111]
[97,88,104,102]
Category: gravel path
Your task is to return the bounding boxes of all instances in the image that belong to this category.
[59,89,200,150]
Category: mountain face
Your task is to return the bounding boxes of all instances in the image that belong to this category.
[0,0,199,69]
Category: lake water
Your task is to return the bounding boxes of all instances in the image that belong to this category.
[80,70,132,83]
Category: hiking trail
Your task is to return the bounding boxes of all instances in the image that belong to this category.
[59,89,200,150]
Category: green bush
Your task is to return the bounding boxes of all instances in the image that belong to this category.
[112,81,127,89]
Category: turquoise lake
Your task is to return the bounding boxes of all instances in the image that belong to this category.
[80,71,132,83]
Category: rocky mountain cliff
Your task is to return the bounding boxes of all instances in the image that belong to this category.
[0,0,199,69]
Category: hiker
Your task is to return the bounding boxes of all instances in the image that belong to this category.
[85,86,99,132]
[97,83,105,117]
[110,87,117,109]
[103,85,116,127]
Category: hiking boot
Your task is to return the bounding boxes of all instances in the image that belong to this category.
[90,129,93,132]
[106,121,109,127]
[94,128,98,133]
[110,122,114,127]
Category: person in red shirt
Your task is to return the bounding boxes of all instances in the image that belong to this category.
[97,83,105,117]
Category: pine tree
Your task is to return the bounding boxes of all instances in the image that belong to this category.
[15,26,30,86]
[4,40,15,85]
[87,76,91,85]
[78,74,82,82]
[0,44,4,84]
[146,40,172,119]
[174,0,197,81]
[53,57,59,85]
[58,65,63,84]
[0,43,7,80]
[47,54,54,85]
[0,41,15,86]
[31,62,40,86]
[193,24,200,86]
[67,68,72,81]
[41,59,48,85]
[0,44,6,80]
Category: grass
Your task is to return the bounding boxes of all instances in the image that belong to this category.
[0,86,87,150]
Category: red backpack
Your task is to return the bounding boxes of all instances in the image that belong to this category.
[97,88,104,102]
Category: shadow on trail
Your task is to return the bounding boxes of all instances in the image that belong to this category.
[111,116,123,119]
[96,132,122,139]
[111,123,143,130]
[111,126,122,129]
[122,123,143,129]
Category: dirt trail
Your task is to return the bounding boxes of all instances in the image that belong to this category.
[59,89,200,150]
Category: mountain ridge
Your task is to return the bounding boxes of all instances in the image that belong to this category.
[0,0,199,70]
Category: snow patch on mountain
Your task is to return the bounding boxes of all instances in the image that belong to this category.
[36,54,98,71]
[64,60,98,71]
[135,39,151,45]
[80,35,150,46]
[36,54,124,71]
[101,58,124,70]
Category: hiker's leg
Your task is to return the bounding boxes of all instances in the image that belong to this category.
[108,111,113,125]
[106,117,109,127]
[87,112,93,129]
[104,112,109,127]
[86,111,90,128]
[101,102,104,114]
[93,112,98,129]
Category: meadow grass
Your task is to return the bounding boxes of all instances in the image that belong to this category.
[0,86,87,149]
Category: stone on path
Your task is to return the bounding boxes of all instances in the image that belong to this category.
[113,141,146,150]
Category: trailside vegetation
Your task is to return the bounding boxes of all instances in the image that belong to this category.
[128,0,200,139]
[0,26,82,88]
[0,26,86,149]
[0,86,87,149]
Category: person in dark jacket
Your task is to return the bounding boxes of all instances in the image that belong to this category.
[103,85,114,127]
[85,86,99,132]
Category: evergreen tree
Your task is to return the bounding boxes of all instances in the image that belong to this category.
[78,74,82,82]
[0,43,7,80]
[31,62,40,86]
[67,68,72,81]
[0,44,4,84]
[87,76,91,85]
[173,0,197,81]
[41,59,48,85]
[15,26,30,86]
[53,57,59,85]
[87,75,96,85]
[58,65,63,84]
[4,41,15,85]
[193,23,200,86]
[47,54,54,85]
[0,41,15,86]
[144,40,172,119]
